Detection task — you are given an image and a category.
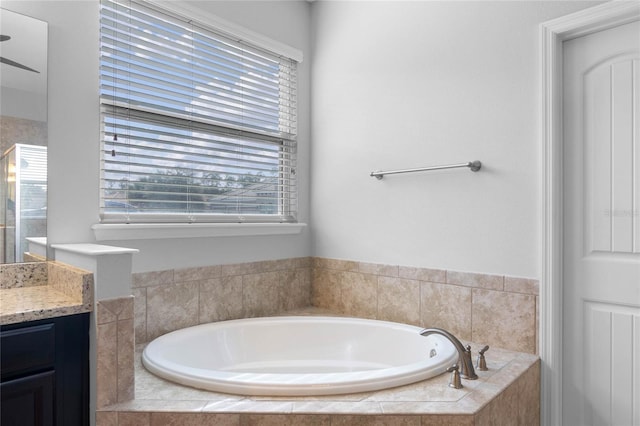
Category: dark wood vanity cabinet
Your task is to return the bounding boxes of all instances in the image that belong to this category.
[1,313,90,426]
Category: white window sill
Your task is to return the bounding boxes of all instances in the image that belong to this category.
[92,222,307,241]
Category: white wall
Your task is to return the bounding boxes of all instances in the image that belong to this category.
[2,0,608,276]
[1,87,47,122]
[310,0,603,278]
[1,0,312,273]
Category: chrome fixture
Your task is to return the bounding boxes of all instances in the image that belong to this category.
[476,345,489,371]
[420,328,478,380]
[447,364,463,389]
[370,160,482,180]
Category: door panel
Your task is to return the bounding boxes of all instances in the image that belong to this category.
[563,19,640,426]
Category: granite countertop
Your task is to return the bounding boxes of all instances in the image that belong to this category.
[0,285,90,325]
[0,262,94,326]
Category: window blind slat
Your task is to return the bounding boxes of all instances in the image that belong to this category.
[99,0,297,223]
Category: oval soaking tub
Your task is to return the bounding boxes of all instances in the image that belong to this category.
[142,316,458,396]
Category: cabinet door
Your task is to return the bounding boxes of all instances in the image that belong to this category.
[0,370,54,426]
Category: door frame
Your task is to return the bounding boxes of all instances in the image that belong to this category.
[540,2,640,425]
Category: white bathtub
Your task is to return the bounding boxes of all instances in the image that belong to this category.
[142,316,458,396]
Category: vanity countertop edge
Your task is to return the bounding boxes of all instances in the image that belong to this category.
[0,261,94,325]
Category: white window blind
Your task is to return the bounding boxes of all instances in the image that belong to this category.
[99,0,298,224]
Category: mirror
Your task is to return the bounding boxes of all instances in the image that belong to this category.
[0,8,47,263]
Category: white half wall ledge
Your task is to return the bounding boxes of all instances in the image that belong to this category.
[91,222,307,241]
[51,243,140,256]
[51,243,139,301]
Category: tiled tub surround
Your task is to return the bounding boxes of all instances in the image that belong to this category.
[312,258,539,355]
[132,257,538,355]
[97,296,136,409]
[97,330,539,426]
[132,257,312,344]
[98,257,540,424]
[0,261,93,324]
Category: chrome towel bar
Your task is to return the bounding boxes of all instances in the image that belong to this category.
[370,161,482,180]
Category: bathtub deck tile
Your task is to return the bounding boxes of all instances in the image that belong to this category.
[104,399,209,412]
[125,347,537,418]
[363,374,473,403]
[380,401,476,416]
[201,399,294,414]
[250,391,373,403]
[291,400,383,415]
[115,312,540,422]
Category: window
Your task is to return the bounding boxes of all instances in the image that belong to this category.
[99,0,298,224]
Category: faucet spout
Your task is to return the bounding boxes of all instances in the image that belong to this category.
[420,327,478,380]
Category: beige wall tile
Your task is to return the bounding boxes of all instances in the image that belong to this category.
[199,276,243,323]
[119,412,150,426]
[146,282,199,340]
[96,411,117,426]
[339,271,377,318]
[174,265,221,283]
[329,415,421,426]
[97,300,118,325]
[280,269,311,311]
[261,258,298,272]
[221,261,263,277]
[398,266,446,283]
[473,399,494,426]
[517,361,540,426]
[117,318,135,402]
[311,268,341,310]
[535,296,540,354]
[420,282,472,341]
[359,262,399,277]
[151,413,239,426]
[98,297,133,325]
[96,321,118,408]
[293,257,312,269]
[446,271,504,291]
[312,257,359,272]
[243,271,282,317]
[133,287,147,344]
[132,270,173,288]
[420,415,474,426]
[472,289,536,353]
[504,277,539,295]
[490,382,519,426]
[377,277,420,325]
[238,414,331,426]
[286,415,331,426]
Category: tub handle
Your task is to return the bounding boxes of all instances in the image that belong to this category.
[446,364,463,389]
[476,345,489,371]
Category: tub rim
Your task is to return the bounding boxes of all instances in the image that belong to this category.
[142,315,458,396]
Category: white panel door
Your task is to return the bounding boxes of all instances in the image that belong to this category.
[563,19,640,426]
